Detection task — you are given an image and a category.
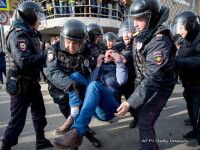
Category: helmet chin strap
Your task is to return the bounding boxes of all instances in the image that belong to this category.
[77,40,86,53]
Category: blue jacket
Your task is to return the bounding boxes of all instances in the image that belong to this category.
[88,60,128,104]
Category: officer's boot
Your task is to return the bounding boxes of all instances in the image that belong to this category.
[183,130,196,139]
[85,128,101,147]
[1,143,11,150]
[87,126,95,135]
[53,116,74,135]
[36,132,53,149]
[129,117,138,128]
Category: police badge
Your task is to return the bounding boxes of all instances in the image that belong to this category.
[18,39,27,51]
[47,50,55,62]
[153,51,163,65]
[137,42,143,50]
[84,59,90,67]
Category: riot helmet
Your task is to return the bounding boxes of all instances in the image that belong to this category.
[118,19,136,45]
[129,0,161,31]
[103,32,117,49]
[171,10,200,36]
[16,1,46,27]
[60,19,88,54]
[87,23,104,44]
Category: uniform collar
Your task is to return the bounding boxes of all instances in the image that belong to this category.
[13,20,40,38]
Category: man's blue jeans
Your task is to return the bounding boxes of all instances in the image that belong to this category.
[71,81,119,135]
[68,72,88,108]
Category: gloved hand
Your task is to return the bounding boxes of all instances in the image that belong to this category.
[71,81,86,100]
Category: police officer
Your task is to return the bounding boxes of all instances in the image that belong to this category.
[1,2,53,150]
[103,32,117,50]
[115,0,176,150]
[87,23,106,63]
[171,10,200,144]
[43,19,101,147]
[115,20,137,128]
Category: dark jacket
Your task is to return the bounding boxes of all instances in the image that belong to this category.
[6,20,45,80]
[127,6,176,109]
[43,41,93,103]
[176,28,200,86]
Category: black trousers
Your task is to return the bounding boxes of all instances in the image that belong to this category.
[184,85,200,145]
[138,84,175,150]
[3,87,47,146]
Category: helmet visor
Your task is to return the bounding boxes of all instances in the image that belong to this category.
[170,21,185,35]
[37,11,47,28]
[60,36,86,54]
[118,28,135,39]
[129,12,151,32]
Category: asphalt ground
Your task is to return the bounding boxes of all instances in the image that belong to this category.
[0,82,200,150]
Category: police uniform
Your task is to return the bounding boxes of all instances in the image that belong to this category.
[127,25,176,149]
[43,41,102,147]
[3,22,47,146]
[115,41,136,99]
[176,28,200,143]
[44,41,92,107]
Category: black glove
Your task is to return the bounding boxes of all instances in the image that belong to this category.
[71,81,86,100]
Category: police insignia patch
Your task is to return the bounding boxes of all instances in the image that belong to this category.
[18,40,27,51]
[84,59,90,67]
[137,42,143,50]
[153,51,163,65]
[48,50,55,62]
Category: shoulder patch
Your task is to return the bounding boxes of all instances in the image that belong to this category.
[132,32,140,38]
[18,39,27,51]
[153,51,163,65]
[15,28,22,31]
[136,42,143,50]
[47,50,55,62]
[156,34,163,37]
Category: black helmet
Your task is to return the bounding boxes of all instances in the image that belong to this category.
[16,1,46,26]
[171,10,200,35]
[103,32,117,47]
[118,19,136,38]
[87,23,104,43]
[60,19,88,53]
[129,0,161,30]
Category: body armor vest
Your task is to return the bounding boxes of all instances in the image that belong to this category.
[133,28,176,82]
[6,28,42,80]
[56,50,91,78]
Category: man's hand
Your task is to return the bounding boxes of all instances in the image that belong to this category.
[71,81,86,100]
[111,52,121,64]
[120,54,127,64]
[97,54,105,67]
[115,102,131,117]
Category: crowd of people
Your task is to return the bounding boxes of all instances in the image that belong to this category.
[21,0,127,19]
[1,0,200,150]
